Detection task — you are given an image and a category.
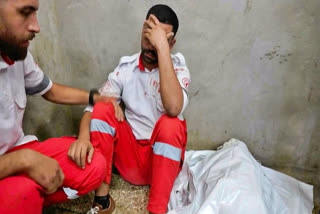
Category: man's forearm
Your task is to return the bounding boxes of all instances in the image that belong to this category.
[0,149,64,193]
[78,111,92,140]
[43,82,114,106]
[0,150,29,180]
[42,82,89,105]
[157,46,183,116]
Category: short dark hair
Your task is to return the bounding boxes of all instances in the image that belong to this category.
[146,4,179,37]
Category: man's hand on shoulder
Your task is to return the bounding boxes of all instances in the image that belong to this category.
[94,94,124,122]
[68,138,94,169]
[23,149,64,194]
[93,93,114,105]
[110,98,124,122]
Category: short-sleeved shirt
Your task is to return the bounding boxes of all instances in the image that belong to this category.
[0,52,52,155]
[86,52,191,140]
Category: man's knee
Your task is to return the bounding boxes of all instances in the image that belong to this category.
[44,152,106,205]
[91,102,116,121]
[0,176,43,214]
[76,151,107,196]
[154,115,186,147]
[158,114,184,129]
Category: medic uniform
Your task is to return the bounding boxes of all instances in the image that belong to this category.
[86,52,191,213]
[0,52,107,214]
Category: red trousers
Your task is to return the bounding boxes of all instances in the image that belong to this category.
[91,102,187,213]
[0,136,107,214]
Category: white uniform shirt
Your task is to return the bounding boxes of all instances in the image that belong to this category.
[0,52,52,155]
[86,52,191,140]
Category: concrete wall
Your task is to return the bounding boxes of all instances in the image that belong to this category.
[24,0,319,188]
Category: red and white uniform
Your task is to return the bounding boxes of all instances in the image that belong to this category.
[87,52,191,213]
[0,52,106,214]
[86,52,190,139]
[0,52,52,155]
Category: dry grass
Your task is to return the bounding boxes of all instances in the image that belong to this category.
[44,174,150,214]
[109,174,149,214]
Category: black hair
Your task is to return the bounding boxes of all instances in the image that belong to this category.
[146,4,179,37]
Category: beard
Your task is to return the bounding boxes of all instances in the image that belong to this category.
[0,34,33,61]
[141,49,158,65]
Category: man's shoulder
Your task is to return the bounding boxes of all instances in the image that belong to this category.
[23,51,35,64]
[9,51,37,76]
[22,51,37,70]
[118,53,140,67]
[171,52,187,66]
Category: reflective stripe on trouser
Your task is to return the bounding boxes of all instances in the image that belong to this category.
[0,136,107,214]
[91,102,187,214]
[90,102,119,184]
[148,115,187,213]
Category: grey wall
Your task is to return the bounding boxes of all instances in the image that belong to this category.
[24,0,319,191]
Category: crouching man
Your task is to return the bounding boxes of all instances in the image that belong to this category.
[0,0,110,213]
[69,4,191,214]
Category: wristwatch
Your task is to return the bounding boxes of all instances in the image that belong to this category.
[89,89,99,106]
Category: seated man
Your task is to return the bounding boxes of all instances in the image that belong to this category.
[68,4,191,214]
[0,0,109,213]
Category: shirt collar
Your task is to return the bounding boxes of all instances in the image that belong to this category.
[138,53,145,71]
[137,52,159,73]
[136,52,175,73]
[0,52,15,70]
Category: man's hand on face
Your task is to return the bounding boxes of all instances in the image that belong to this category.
[143,14,174,51]
[68,138,94,170]
[24,149,64,194]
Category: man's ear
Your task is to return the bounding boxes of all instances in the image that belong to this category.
[169,38,176,49]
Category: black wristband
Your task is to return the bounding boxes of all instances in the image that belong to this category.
[89,89,99,106]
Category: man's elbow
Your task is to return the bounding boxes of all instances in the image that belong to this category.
[165,105,182,117]
[42,91,56,103]
[42,91,51,101]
